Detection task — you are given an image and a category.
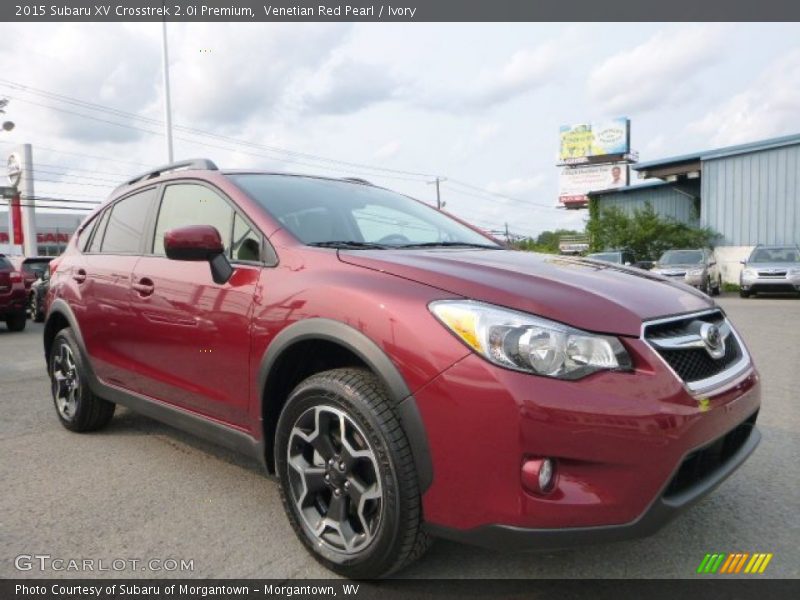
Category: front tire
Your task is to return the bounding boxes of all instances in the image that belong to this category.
[49,328,115,432]
[275,368,430,578]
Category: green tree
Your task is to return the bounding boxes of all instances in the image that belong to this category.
[511,228,584,253]
[587,202,719,260]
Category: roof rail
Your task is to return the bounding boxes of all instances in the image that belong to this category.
[116,158,218,192]
[341,177,372,185]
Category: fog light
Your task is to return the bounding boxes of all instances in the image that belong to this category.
[521,457,556,495]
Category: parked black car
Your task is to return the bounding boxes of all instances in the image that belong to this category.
[29,270,50,322]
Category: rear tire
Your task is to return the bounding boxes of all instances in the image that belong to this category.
[275,368,430,578]
[49,328,115,432]
[6,313,26,332]
[739,289,751,298]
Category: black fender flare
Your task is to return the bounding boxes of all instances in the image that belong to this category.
[258,318,433,492]
[44,299,92,371]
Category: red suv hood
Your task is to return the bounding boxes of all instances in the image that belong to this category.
[338,249,713,336]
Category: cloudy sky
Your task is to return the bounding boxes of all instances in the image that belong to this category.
[1,21,799,238]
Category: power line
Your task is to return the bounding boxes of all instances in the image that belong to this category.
[2,78,565,220]
[0,80,436,179]
[446,178,561,211]
[0,200,92,211]
[22,195,101,205]
[33,177,113,188]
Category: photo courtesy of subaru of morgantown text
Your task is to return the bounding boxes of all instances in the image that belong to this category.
[1,0,799,593]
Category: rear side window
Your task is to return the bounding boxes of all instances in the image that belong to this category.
[0,256,11,269]
[153,183,233,255]
[101,189,156,254]
[88,209,111,253]
[80,215,100,252]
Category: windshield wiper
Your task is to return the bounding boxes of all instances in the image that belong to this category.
[307,241,390,249]
[395,241,503,249]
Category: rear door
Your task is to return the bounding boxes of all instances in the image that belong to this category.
[128,181,261,427]
[77,187,158,389]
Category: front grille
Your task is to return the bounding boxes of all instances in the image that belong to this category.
[757,270,787,277]
[644,310,747,388]
[664,412,758,498]
[658,337,741,382]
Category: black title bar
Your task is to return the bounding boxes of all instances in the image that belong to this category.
[3,0,800,22]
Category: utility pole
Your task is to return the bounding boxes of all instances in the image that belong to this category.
[504,222,510,244]
[427,176,446,210]
[161,18,174,163]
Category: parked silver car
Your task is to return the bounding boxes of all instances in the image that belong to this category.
[651,248,721,295]
[739,245,800,298]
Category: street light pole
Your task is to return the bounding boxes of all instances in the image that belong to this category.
[161,19,174,163]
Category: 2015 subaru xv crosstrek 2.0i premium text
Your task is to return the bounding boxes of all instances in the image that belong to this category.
[44,159,761,578]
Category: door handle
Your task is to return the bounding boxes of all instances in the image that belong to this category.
[73,268,87,284]
[132,277,155,297]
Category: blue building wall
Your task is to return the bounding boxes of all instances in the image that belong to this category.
[701,144,800,246]
[593,184,699,226]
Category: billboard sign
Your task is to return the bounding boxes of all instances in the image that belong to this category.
[559,163,628,207]
[559,118,630,163]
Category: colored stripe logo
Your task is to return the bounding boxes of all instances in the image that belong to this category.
[697,553,773,574]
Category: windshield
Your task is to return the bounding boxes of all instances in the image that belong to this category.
[659,250,704,265]
[23,261,50,277]
[749,247,800,263]
[587,252,621,263]
[230,174,500,249]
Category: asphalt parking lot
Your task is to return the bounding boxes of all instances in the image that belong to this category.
[1,295,798,579]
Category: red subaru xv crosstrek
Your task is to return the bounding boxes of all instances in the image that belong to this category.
[44,159,761,578]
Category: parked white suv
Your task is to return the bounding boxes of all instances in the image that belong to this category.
[740,245,800,298]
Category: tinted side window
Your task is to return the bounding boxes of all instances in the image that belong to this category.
[153,184,233,256]
[87,209,111,253]
[101,189,156,254]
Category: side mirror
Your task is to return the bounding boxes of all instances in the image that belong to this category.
[164,225,233,284]
[739,259,747,265]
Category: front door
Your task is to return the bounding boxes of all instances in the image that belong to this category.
[126,182,260,428]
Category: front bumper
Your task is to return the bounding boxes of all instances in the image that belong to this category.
[741,277,800,293]
[426,414,760,550]
[414,338,761,543]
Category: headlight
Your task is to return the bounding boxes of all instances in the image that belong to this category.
[687,268,704,277]
[742,268,758,278]
[429,300,632,380]
[789,268,800,279]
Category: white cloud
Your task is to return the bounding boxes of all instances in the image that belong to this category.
[688,49,800,146]
[486,176,546,198]
[416,39,565,111]
[169,24,352,128]
[588,24,726,115]
[298,58,402,116]
[373,140,401,160]
[0,23,161,143]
